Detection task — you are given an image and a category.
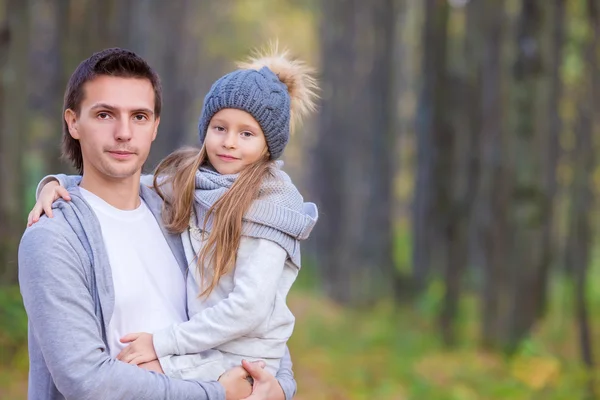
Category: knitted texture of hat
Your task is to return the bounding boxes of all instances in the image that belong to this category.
[197,66,291,159]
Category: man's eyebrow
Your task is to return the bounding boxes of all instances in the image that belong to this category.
[89,103,154,115]
[90,103,118,111]
[130,108,154,116]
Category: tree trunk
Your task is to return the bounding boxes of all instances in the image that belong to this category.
[0,0,28,284]
[536,0,565,320]
[569,101,596,399]
[145,0,200,170]
[439,0,483,347]
[28,0,68,174]
[566,0,599,395]
[312,0,398,306]
[506,0,551,351]
[476,0,510,350]
[412,0,449,292]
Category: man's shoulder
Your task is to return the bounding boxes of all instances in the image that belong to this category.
[20,209,82,252]
[139,184,169,228]
[19,212,94,287]
[139,183,162,209]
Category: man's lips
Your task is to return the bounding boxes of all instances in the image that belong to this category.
[107,150,135,160]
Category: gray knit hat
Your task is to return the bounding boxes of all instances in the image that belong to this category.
[198,47,318,160]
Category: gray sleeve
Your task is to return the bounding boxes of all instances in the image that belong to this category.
[18,224,225,400]
[276,346,297,400]
[35,173,156,198]
[35,174,81,199]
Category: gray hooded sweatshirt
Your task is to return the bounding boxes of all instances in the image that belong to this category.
[19,183,296,400]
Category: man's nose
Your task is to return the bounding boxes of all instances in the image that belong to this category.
[115,118,133,141]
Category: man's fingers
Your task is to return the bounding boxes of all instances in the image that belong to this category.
[116,347,129,361]
[120,352,138,364]
[128,352,152,365]
[128,355,145,365]
[116,344,135,361]
[249,360,266,369]
[242,359,268,380]
[120,333,140,343]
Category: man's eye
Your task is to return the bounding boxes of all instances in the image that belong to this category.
[134,114,148,121]
[98,113,109,119]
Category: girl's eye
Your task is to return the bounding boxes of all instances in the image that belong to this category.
[241,131,253,138]
[214,126,225,132]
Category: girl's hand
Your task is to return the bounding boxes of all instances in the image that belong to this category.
[241,360,284,400]
[116,332,158,365]
[27,180,71,226]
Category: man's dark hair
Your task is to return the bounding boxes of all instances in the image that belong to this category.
[62,48,162,173]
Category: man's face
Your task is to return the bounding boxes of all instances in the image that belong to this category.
[65,75,159,181]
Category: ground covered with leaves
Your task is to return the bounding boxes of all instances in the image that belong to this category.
[1,274,598,400]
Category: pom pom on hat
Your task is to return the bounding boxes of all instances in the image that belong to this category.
[198,42,319,159]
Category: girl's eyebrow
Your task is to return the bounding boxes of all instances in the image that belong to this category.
[239,124,260,131]
[211,119,260,132]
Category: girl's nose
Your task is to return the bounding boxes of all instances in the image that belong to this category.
[223,132,237,148]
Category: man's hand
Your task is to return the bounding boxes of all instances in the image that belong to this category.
[241,359,285,400]
[138,360,164,373]
[116,332,158,365]
[218,365,254,400]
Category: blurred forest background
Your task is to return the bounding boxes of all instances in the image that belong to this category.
[1,0,600,399]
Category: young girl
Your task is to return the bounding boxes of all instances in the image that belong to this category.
[32,47,319,381]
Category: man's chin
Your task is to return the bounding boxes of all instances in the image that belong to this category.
[102,165,144,180]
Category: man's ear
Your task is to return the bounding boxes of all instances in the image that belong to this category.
[151,117,160,142]
[64,109,80,139]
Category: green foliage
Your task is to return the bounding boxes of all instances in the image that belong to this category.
[286,282,598,399]
[281,237,600,399]
[3,252,600,398]
[0,286,28,369]
[203,0,317,66]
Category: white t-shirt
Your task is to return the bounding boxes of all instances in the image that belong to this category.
[80,188,187,358]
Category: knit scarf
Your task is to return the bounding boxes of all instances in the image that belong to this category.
[191,161,318,268]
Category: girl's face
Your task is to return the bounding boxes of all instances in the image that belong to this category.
[204,108,268,175]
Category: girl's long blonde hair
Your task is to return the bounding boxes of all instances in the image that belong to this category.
[154,44,318,297]
[154,147,272,297]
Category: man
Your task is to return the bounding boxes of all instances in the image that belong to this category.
[18,48,295,399]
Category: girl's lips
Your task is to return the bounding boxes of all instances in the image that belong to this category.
[217,154,239,162]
